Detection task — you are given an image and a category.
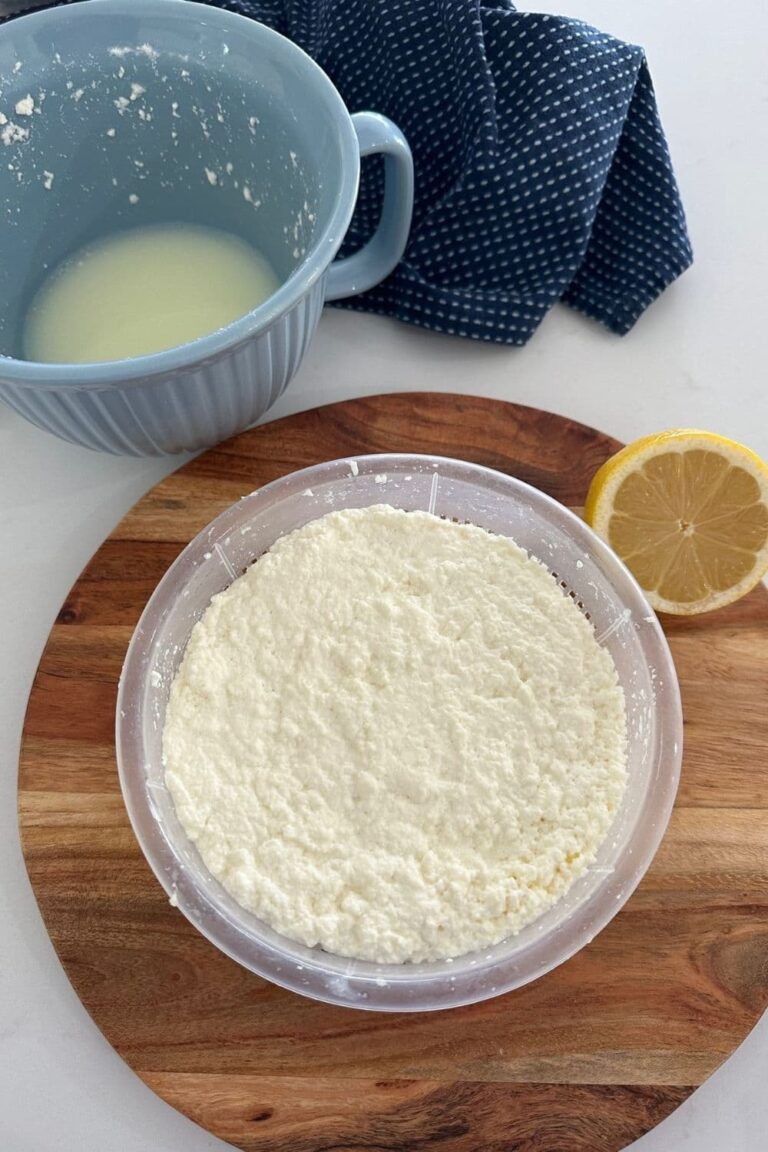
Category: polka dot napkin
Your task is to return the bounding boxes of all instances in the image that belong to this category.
[216,0,693,343]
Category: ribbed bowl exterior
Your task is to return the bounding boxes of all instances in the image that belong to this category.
[0,280,325,456]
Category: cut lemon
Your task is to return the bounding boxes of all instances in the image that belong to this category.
[585,430,768,615]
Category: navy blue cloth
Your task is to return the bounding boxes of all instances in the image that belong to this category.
[214,0,693,343]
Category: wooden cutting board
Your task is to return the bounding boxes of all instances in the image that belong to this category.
[18,393,768,1152]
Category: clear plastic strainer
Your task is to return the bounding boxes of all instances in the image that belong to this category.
[116,454,682,1011]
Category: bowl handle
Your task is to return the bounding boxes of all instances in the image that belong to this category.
[324,112,414,302]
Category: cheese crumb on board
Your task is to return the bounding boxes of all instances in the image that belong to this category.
[163,505,627,963]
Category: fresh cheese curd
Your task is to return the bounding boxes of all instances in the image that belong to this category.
[163,505,627,963]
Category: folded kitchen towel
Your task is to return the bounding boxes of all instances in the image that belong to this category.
[2,0,694,343]
[214,0,693,343]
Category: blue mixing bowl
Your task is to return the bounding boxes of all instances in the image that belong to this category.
[0,0,413,454]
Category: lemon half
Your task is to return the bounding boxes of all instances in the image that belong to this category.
[585,430,768,615]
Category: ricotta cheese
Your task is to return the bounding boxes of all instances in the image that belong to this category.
[163,505,627,963]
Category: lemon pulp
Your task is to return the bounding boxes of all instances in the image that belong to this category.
[585,430,768,614]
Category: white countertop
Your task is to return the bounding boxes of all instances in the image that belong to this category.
[2,1,767,1149]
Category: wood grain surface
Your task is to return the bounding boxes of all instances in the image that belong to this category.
[18,393,768,1152]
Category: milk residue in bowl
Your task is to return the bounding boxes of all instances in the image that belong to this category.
[23,222,280,363]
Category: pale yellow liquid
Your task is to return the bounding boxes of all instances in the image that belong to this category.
[24,223,280,363]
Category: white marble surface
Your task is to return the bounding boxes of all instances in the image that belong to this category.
[2,1,768,1149]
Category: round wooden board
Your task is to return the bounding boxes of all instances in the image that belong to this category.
[18,393,768,1152]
